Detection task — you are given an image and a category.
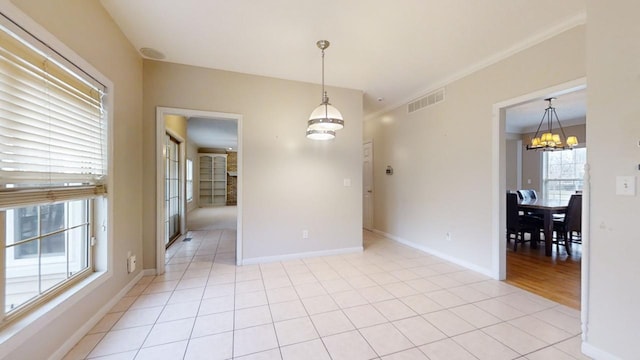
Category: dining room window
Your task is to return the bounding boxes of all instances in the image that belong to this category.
[542,147,587,202]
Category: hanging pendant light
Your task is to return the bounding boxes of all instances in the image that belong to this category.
[307,40,344,140]
[526,97,579,151]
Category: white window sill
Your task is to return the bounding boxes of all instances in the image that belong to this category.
[0,270,111,358]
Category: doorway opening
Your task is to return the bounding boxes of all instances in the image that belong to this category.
[493,78,588,310]
[156,107,243,275]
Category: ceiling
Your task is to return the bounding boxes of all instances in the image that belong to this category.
[506,87,586,134]
[187,117,238,150]
[100,0,586,119]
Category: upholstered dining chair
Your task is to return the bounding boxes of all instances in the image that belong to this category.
[506,192,542,251]
[553,193,582,255]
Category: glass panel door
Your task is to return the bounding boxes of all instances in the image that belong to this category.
[165,134,181,246]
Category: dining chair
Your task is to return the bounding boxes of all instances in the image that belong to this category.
[553,193,582,255]
[506,192,542,251]
[517,189,538,201]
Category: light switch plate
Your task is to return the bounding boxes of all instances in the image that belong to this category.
[343,178,351,187]
[616,176,636,196]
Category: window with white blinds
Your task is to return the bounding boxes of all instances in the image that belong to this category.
[0,12,108,323]
[0,16,106,201]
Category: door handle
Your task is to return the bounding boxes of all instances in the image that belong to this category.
[367,190,372,193]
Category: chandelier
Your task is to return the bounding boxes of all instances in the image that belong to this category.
[526,97,578,151]
[306,40,344,140]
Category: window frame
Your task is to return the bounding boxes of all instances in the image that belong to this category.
[2,200,93,316]
[542,147,587,202]
[0,4,113,333]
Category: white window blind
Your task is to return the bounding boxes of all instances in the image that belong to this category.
[0,17,106,190]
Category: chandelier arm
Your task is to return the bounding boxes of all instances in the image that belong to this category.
[532,109,547,140]
[552,107,569,146]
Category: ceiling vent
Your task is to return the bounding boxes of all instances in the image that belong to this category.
[407,88,445,113]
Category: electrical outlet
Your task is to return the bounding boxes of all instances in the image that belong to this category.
[127,255,136,273]
[302,230,309,239]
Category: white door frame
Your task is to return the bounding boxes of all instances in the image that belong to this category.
[156,107,243,274]
[491,77,589,334]
[363,140,374,230]
[491,77,586,279]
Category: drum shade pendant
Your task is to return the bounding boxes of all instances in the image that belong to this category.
[526,98,579,151]
[307,40,344,140]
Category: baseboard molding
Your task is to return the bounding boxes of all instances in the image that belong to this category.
[582,341,622,360]
[242,246,363,265]
[372,229,494,278]
[142,268,157,276]
[49,271,145,360]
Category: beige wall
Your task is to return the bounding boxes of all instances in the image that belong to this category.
[505,137,521,191]
[363,25,585,273]
[4,0,143,359]
[143,61,363,265]
[165,114,187,139]
[584,1,640,358]
[520,123,586,193]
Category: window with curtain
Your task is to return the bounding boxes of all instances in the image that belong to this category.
[0,14,107,321]
[543,147,586,202]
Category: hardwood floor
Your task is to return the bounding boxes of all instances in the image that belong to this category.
[506,239,581,309]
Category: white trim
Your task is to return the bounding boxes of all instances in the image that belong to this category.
[581,163,591,340]
[142,268,157,276]
[155,107,244,272]
[582,341,622,360]
[0,271,112,358]
[47,271,144,360]
[491,78,590,350]
[362,140,374,231]
[365,13,587,121]
[242,247,363,266]
[372,229,494,278]
[491,77,587,280]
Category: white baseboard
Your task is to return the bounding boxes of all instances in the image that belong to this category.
[242,246,363,265]
[582,341,622,360]
[372,229,494,278]
[142,268,157,276]
[49,271,145,360]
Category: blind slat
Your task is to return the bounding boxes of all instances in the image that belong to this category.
[0,21,106,188]
[0,185,106,210]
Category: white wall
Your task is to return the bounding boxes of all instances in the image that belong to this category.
[584,1,640,358]
[2,0,143,359]
[142,61,363,265]
[363,25,585,274]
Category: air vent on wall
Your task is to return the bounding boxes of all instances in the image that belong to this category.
[407,88,445,113]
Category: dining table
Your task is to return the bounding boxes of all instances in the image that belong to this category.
[518,198,568,256]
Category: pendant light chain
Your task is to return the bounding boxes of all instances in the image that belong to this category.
[306,39,344,140]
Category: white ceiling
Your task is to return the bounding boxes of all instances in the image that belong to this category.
[187,117,238,150]
[100,0,586,119]
[506,87,586,134]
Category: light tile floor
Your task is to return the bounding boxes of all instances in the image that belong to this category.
[63,230,591,360]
